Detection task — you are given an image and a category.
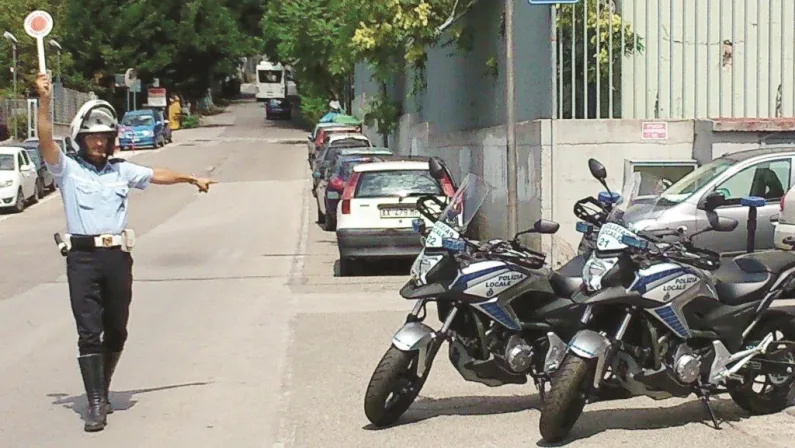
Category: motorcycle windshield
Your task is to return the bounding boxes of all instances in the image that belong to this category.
[595,171,667,251]
[424,173,491,248]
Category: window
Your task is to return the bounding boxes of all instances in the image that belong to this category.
[17,152,25,169]
[355,170,443,198]
[714,159,791,203]
[659,158,735,204]
[0,154,14,170]
[258,70,282,83]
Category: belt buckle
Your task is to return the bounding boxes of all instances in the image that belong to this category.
[101,236,113,247]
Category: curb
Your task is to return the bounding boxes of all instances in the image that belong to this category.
[268,138,306,144]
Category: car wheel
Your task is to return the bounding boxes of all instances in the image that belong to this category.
[13,188,25,213]
[32,180,42,203]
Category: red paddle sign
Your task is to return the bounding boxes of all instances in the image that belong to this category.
[24,10,54,74]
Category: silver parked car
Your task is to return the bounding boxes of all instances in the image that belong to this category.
[623,146,795,255]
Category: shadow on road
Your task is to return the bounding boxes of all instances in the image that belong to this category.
[362,394,541,430]
[47,381,213,423]
[534,398,748,446]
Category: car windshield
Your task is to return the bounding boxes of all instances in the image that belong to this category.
[121,115,153,126]
[330,138,369,148]
[355,170,442,198]
[0,154,14,170]
[338,158,373,179]
[25,149,40,166]
[258,70,282,83]
[657,158,735,205]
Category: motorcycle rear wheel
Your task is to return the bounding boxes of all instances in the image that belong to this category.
[364,345,429,427]
[730,312,795,415]
[539,355,594,443]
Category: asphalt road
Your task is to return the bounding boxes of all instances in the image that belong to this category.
[1,101,794,447]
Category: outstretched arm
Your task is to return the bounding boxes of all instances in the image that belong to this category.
[151,168,216,192]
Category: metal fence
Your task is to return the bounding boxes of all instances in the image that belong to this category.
[0,84,91,140]
[52,83,92,125]
[553,0,795,120]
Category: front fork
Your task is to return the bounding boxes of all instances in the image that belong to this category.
[567,306,635,390]
[392,299,459,379]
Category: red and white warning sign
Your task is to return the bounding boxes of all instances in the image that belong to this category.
[24,10,54,74]
[641,121,668,140]
[148,87,167,107]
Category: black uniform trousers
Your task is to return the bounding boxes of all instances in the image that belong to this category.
[66,246,134,356]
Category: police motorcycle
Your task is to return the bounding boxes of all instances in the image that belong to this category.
[538,159,795,443]
[362,165,612,427]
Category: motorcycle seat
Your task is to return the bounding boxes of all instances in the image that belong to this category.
[733,250,795,276]
[550,255,584,298]
[714,257,774,306]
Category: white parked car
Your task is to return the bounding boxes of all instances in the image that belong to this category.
[335,158,456,276]
[775,185,795,249]
[0,146,39,212]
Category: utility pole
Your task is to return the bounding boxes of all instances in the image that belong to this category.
[505,0,518,238]
[3,32,19,140]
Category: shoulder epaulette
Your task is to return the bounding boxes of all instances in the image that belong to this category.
[108,157,126,164]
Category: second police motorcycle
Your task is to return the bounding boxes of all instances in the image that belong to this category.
[539,159,795,442]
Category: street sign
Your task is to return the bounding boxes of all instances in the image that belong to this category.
[124,68,137,88]
[528,0,579,4]
[641,122,668,140]
[148,87,167,107]
[23,10,53,74]
[152,78,160,87]
[129,79,141,93]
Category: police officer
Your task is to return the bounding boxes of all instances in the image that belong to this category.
[34,74,216,432]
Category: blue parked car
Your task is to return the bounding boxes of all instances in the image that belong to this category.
[265,98,292,120]
[118,109,166,150]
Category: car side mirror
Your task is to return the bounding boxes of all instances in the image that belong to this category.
[428,157,445,180]
[533,219,560,234]
[588,158,607,181]
[699,191,726,211]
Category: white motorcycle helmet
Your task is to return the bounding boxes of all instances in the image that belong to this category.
[69,99,119,156]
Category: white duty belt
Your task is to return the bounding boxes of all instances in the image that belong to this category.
[63,229,136,252]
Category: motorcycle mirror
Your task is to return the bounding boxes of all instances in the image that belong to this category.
[533,219,560,234]
[699,191,726,211]
[428,157,445,180]
[588,158,607,181]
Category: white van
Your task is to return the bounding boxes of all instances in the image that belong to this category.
[256,60,298,101]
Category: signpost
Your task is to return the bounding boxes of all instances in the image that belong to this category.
[148,87,167,108]
[124,68,137,110]
[24,10,53,74]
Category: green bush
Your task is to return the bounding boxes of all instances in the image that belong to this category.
[181,115,200,129]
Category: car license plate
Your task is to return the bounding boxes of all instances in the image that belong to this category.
[380,208,419,218]
[327,191,339,199]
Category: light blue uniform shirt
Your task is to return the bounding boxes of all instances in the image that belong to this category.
[46,151,154,235]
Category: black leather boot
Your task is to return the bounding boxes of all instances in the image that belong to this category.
[103,351,122,414]
[78,354,107,432]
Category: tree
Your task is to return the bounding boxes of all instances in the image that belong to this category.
[0,0,80,95]
[63,0,251,106]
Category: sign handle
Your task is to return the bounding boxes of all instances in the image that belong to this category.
[36,37,46,74]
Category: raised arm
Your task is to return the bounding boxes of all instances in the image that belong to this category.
[34,74,60,166]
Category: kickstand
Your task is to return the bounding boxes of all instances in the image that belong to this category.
[696,388,721,429]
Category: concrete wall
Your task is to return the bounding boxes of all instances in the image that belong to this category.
[381,115,795,269]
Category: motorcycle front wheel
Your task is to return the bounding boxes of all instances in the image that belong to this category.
[363,345,430,427]
[539,355,595,443]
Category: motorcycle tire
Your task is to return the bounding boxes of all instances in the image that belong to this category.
[729,312,795,415]
[539,355,594,443]
[363,345,428,427]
